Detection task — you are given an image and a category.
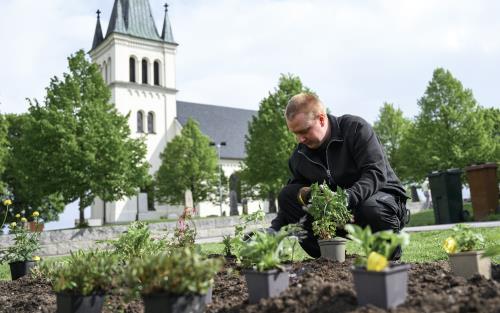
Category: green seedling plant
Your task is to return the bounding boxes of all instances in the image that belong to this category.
[43,249,120,296]
[308,182,352,240]
[442,224,485,254]
[123,247,222,297]
[0,211,42,264]
[98,222,166,262]
[346,224,410,271]
[239,224,301,272]
[230,209,266,258]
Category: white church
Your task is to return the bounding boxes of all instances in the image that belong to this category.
[88,0,264,224]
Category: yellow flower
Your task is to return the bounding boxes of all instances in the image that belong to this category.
[367,251,388,272]
[21,217,27,223]
[443,237,457,254]
[33,256,41,262]
[3,199,12,206]
[15,214,21,218]
[10,222,16,228]
[32,211,40,217]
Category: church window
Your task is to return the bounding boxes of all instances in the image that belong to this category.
[142,59,148,84]
[129,57,136,82]
[147,111,155,133]
[103,61,108,83]
[154,61,160,86]
[137,111,144,133]
[107,57,112,82]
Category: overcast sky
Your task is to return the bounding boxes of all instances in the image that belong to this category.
[1,0,499,124]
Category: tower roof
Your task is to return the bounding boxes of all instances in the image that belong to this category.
[100,0,176,44]
[91,10,104,50]
[161,3,175,43]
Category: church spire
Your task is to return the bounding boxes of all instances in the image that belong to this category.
[91,10,104,50]
[161,3,175,43]
[106,0,126,37]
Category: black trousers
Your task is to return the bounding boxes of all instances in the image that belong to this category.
[271,184,408,259]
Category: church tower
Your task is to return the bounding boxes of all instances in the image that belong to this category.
[88,0,179,223]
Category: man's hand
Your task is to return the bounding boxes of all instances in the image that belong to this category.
[297,186,311,206]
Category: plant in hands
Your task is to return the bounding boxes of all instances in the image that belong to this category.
[442,224,485,254]
[124,247,222,296]
[308,182,352,239]
[43,249,120,295]
[345,224,410,271]
[238,224,301,272]
[0,211,42,264]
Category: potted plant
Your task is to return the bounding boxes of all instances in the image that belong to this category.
[0,210,42,280]
[442,224,491,279]
[346,224,411,309]
[238,224,299,304]
[124,247,222,313]
[42,249,119,313]
[308,182,352,262]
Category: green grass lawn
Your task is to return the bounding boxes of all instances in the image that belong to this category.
[2,227,498,281]
[407,202,500,227]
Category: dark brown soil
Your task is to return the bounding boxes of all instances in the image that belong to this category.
[1,256,499,313]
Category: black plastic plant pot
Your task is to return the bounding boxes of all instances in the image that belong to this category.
[9,260,36,280]
[142,293,205,313]
[243,268,289,304]
[318,237,347,262]
[351,263,411,309]
[56,292,105,313]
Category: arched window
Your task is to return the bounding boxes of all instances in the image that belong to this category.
[103,61,108,83]
[154,61,160,86]
[137,111,144,133]
[147,111,155,133]
[142,59,148,84]
[107,57,112,82]
[129,57,136,82]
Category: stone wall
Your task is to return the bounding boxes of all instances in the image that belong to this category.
[0,214,277,257]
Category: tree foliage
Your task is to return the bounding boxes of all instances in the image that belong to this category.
[373,103,411,181]
[0,113,8,192]
[15,50,149,225]
[1,114,66,223]
[243,74,310,210]
[398,68,498,181]
[155,118,219,208]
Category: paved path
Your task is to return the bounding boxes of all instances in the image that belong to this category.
[404,220,500,232]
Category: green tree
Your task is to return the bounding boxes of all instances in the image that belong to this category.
[373,103,411,180]
[1,113,65,223]
[400,68,498,181]
[243,74,311,212]
[16,50,149,225]
[0,113,7,192]
[155,118,219,209]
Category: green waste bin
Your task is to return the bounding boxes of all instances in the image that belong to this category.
[428,169,464,224]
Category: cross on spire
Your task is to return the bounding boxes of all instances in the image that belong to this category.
[164,3,169,12]
[96,9,101,18]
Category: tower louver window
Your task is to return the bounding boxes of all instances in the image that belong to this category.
[129,57,136,82]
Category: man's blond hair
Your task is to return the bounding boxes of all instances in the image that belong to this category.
[285,93,326,121]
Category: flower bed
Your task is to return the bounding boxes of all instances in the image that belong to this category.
[0,256,499,313]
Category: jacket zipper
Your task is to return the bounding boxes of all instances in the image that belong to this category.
[297,140,334,185]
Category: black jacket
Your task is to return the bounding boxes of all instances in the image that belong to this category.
[288,114,407,210]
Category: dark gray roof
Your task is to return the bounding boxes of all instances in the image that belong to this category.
[92,14,104,50]
[176,101,256,160]
[101,0,176,44]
